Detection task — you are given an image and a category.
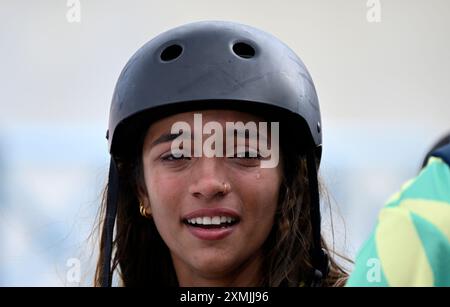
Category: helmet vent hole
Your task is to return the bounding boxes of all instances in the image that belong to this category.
[160,44,183,62]
[232,42,255,59]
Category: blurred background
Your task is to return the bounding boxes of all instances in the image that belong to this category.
[0,0,449,286]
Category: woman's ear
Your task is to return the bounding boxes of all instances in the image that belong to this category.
[137,189,152,218]
[136,179,151,213]
[139,199,152,218]
[140,197,151,212]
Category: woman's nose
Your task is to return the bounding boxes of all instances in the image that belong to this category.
[188,158,231,200]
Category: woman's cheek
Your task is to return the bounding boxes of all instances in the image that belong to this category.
[148,176,183,225]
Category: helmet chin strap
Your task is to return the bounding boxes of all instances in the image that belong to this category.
[306,149,329,287]
[101,158,120,287]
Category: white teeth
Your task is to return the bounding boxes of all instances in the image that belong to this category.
[186,215,237,225]
[211,216,221,225]
[203,216,212,225]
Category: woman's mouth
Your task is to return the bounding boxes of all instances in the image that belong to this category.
[182,209,240,240]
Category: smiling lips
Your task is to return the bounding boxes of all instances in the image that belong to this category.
[182,208,240,240]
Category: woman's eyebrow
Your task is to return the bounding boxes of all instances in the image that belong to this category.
[151,132,183,147]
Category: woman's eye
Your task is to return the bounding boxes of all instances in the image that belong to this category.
[161,153,191,161]
[232,151,262,159]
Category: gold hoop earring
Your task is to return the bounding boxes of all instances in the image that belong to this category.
[139,200,152,219]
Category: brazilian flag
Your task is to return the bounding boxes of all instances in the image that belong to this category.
[347,144,450,287]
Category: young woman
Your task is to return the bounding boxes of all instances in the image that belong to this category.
[95,20,348,287]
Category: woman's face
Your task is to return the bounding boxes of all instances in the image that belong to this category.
[140,109,283,285]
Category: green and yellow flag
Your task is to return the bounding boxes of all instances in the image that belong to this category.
[347,145,450,287]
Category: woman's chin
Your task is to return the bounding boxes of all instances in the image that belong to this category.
[189,254,239,276]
